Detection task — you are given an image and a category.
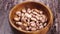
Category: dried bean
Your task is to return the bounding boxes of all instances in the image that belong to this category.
[30,22,36,27]
[23,23,27,27]
[16,11,21,16]
[26,27,29,31]
[14,17,20,21]
[31,27,36,31]
[16,22,22,25]
[39,25,43,29]
[31,17,37,21]
[44,23,47,26]
[22,8,26,13]
[27,8,32,13]
[14,8,48,31]
[25,13,32,18]
[39,11,43,14]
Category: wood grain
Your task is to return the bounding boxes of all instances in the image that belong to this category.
[0,0,58,34]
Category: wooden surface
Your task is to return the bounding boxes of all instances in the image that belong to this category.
[0,0,58,34]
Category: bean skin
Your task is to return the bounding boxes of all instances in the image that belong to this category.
[14,8,47,31]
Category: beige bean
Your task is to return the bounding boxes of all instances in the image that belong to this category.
[40,15,47,23]
[26,27,29,31]
[21,13,25,17]
[27,22,30,26]
[30,21,35,24]
[18,27,22,30]
[27,19,30,22]
[31,27,36,31]
[32,15,36,18]
[16,22,22,25]
[32,11,37,15]
[39,23,43,26]
[39,11,43,14]
[23,23,27,27]
[44,23,47,26]
[22,8,26,13]
[27,8,32,13]
[30,13,33,15]
[36,27,39,30]
[35,16,40,20]
[41,19,46,23]
[30,22,36,27]
[36,14,40,17]
[36,21,40,26]
[14,8,48,31]
[33,9,39,13]
[14,17,20,21]
[25,13,32,18]
[29,26,32,30]
[39,16,43,20]
[39,25,43,29]
[31,17,37,21]
[16,11,21,16]
[21,16,26,22]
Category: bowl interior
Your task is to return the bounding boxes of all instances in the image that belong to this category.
[9,2,51,32]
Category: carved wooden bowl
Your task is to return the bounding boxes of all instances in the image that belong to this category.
[9,1,53,34]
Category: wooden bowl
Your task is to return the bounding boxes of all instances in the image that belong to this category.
[9,1,53,34]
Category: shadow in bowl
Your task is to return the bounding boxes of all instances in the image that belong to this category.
[10,24,25,34]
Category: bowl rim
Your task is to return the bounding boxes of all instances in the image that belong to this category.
[9,1,53,33]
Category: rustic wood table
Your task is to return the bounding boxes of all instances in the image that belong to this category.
[0,0,58,34]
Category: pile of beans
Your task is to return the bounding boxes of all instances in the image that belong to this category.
[13,8,47,31]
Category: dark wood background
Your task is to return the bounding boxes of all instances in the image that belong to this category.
[0,0,59,34]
